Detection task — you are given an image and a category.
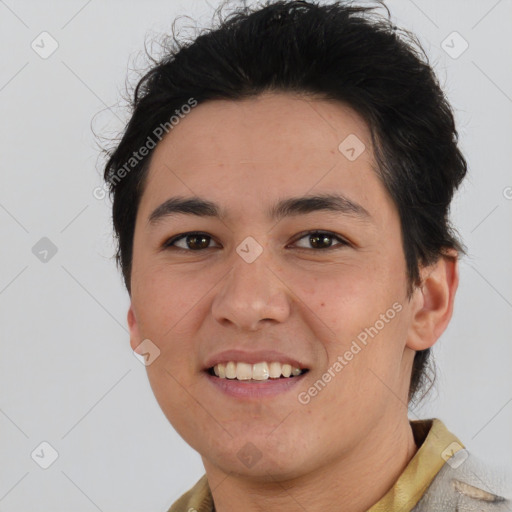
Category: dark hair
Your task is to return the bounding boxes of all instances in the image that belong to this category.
[102,0,467,405]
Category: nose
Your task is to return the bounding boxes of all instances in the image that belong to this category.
[211,248,292,331]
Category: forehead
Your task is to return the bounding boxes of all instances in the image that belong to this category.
[138,92,395,225]
[151,92,373,167]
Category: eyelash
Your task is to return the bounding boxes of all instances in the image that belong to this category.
[162,230,351,252]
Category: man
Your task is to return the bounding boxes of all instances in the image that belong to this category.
[102,1,510,510]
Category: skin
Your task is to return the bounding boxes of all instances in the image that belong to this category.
[127,92,459,512]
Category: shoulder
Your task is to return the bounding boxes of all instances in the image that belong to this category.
[412,450,512,512]
[166,474,212,512]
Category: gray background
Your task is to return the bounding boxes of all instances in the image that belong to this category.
[1,0,511,510]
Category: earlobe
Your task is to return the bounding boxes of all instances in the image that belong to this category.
[127,304,141,352]
[406,250,459,351]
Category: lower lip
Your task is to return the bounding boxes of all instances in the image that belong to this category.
[204,371,308,399]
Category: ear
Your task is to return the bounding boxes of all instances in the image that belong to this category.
[127,303,141,352]
[406,250,459,351]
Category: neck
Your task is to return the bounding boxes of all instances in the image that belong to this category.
[203,414,418,512]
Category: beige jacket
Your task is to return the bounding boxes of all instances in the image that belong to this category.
[412,450,511,511]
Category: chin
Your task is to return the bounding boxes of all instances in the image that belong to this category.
[201,434,315,482]
[209,452,309,482]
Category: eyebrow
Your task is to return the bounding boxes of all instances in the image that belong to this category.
[147,193,371,227]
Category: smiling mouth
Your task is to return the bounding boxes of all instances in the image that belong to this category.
[206,361,309,381]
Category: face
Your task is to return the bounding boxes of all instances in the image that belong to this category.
[128,92,420,481]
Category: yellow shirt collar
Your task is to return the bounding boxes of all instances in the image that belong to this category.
[367,418,465,511]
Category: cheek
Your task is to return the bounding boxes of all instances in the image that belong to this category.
[290,260,401,333]
[303,263,409,379]
[133,258,204,327]
[145,362,202,445]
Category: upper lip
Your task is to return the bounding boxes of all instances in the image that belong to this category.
[203,349,308,370]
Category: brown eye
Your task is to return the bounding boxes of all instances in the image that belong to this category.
[164,232,219,251]
[293,231,349,250]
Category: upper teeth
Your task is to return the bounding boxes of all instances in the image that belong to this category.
[212,361,304,380]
